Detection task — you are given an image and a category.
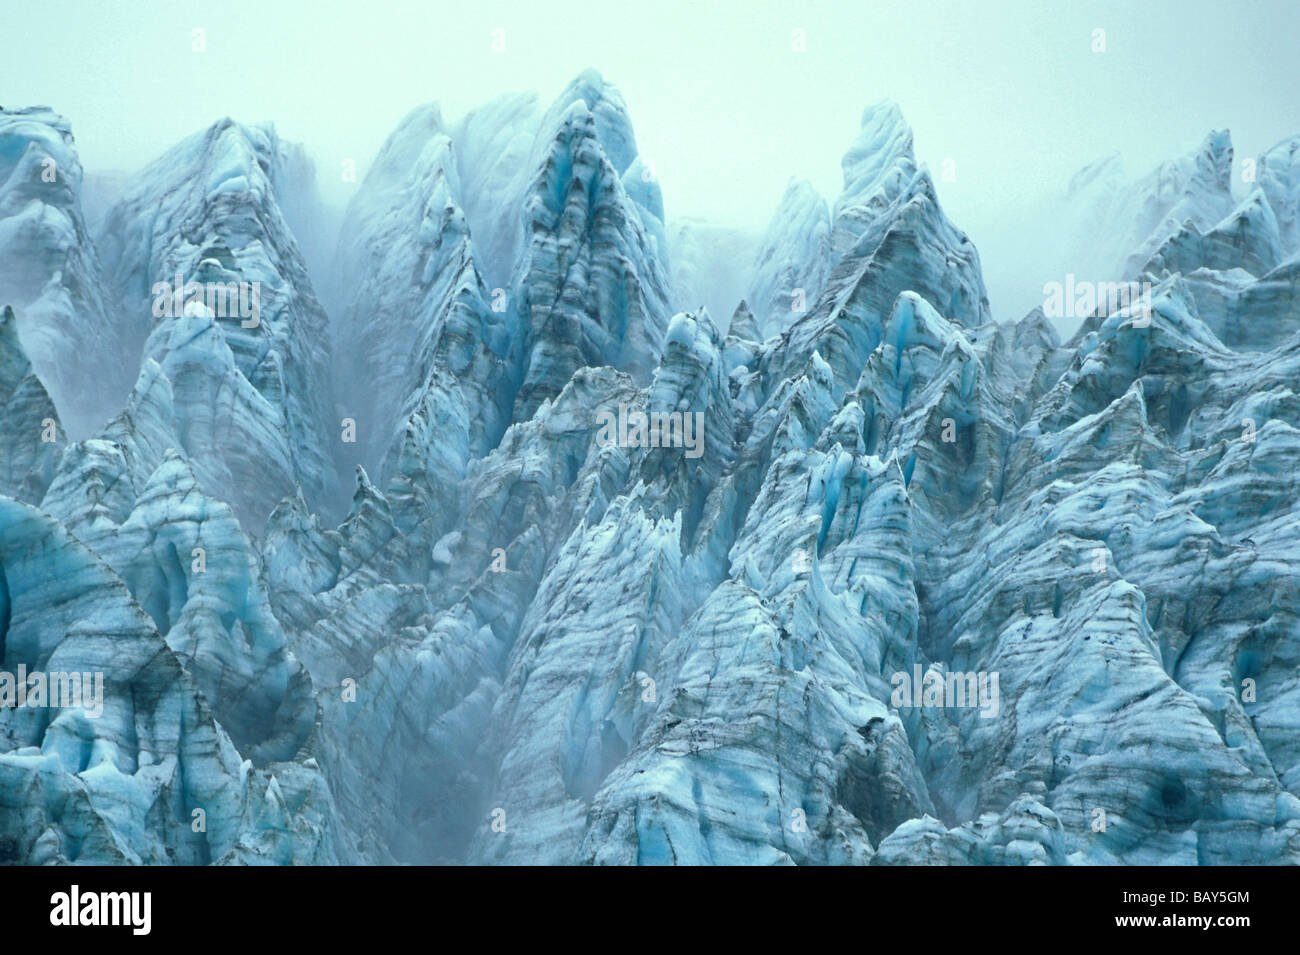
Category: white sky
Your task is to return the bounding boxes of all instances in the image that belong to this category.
[5,0,1299,320]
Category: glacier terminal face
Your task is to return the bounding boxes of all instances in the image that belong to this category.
[1,71,1298,867]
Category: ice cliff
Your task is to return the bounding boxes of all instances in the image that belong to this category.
[1,74,1298,865]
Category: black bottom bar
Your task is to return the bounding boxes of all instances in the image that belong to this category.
[3,864,1292,941]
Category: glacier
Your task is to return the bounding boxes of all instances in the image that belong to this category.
[1,78,1299,866]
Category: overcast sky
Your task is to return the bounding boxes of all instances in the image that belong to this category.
[6,0,1299,320]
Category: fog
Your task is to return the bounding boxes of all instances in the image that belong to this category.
[6,0,1298,324]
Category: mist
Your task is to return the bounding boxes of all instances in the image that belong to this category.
[4,0,1299,328]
